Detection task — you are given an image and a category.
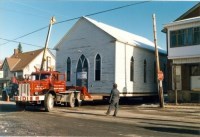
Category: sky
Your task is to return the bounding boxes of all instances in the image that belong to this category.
[0,0,199,61]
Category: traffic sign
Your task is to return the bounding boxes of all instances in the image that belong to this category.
[158,71,164,81]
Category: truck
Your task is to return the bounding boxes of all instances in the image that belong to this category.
[14,70,92,111]
[14,17,92,111]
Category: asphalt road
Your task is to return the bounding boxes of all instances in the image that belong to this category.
[0,100,200,137]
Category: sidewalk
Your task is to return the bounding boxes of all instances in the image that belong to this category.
[1,95,200,125]
[51,103,200,127]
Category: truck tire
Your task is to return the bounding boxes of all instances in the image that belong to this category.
[44,93,54,112]
[68,92,75,108]
[2,91,7,101]
[75,92,82,107]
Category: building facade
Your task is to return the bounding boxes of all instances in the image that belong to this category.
[0,48,55,88]
[163,3,200,102]
[55,17,167,97]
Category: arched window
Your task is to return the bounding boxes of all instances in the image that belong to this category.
[76,54,88,88]
[130,56,134,81]
[66,57,71,81]
[95,54,101,81]
[144,60,147,83]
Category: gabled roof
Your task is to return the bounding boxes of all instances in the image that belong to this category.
[85,17,166,54]
[4,49,44,71]
[55,17,166,54]
[6,58,21,71]
[175,2,200,21]
[162,2,200,32]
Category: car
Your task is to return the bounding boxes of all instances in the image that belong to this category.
[2,83,18,101]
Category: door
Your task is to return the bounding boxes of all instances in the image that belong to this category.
[172,65,182,90]
[76,55,88,88]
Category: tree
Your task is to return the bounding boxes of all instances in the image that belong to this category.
[18,43,23,53]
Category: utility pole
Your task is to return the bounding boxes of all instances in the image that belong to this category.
[152,14,164,108]
[40,16,56,71]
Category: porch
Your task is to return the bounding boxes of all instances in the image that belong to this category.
[167,58,200,103]
[168,90,200,103]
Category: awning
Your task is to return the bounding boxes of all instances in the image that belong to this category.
[173,57,200,64]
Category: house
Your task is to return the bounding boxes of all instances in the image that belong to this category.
[163,3,200,102]
[54,17,167,97]
[0,48,55,88]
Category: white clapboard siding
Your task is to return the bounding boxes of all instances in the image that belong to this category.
[115,41,166,94]
[23,51,55,76]
[55,17,167,95]
[56,17,116,94]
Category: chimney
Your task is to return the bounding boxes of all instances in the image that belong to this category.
[14,49,19,55]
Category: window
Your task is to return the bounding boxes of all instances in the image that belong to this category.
[170,26,200,47]
[130,56,134,81]
[194,27,200,45]
[191,64,200,76]
[144,60,147,83]
[170,31,177,47]
[188,28,193,45]
[95,54,101,81]
[66,57,71,81]
[178,30,184,46]
[4,68,8,78]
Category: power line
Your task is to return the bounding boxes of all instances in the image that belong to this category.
[55,1,151,25]
[0,26,48,46]
[0,1,151,47]
[0,37,54,50]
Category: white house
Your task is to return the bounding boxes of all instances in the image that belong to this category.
[163,3,200,102]
[54,17,167,97]
[0,48,55,88]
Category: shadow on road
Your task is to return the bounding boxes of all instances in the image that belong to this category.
[0,98,46,112]
[140,126,200,135]
[61,110,199,125]
[0,103,20,112]
[140,121,200,130]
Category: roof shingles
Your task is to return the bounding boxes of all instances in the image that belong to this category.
[8,48,43,71]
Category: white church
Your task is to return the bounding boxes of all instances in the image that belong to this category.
[54,17,167,97]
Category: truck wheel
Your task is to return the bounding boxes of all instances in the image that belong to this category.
[44,93,54,112]
[75,92,82,107]
[2,91,7,101]
[68,92,75,108]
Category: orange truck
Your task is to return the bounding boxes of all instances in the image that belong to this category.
[14,17,92,111]
[14,70,91,111]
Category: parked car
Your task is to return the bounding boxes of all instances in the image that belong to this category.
[2,83,18,101]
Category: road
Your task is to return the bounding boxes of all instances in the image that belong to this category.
[0,100,200,137]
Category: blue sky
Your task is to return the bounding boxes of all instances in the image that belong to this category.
[0,0,198,60]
